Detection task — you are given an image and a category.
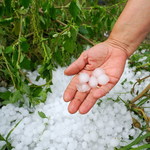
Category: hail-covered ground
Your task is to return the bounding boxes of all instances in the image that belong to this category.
[0,52,150,150]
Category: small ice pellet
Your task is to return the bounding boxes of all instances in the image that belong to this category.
[92,68,105,78]
[78,73,90,83]
[97,74,109,85]
[76,83,91,92]
[109,138,120,147]
[89,76,98,88]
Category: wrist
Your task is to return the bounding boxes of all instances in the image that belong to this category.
[104,38,132,59]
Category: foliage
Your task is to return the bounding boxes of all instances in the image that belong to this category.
[0,0,127,107]
[0,119,22,150]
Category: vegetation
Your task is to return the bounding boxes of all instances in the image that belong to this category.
[0,0,150,149]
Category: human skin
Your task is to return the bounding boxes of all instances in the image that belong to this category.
[63,0,150,114]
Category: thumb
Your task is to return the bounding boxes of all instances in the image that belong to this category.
[64,51,88,76]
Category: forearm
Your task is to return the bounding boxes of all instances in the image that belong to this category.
[106,0,150,58]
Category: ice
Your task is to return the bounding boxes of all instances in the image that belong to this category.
[109,138,120,147]
[76,83,90,92]
[78,72,90,83]
[92,68,105,78]
[89,131,98,142]
[88,76,98,88]
[98,74,109,85]
[0,59,149,150]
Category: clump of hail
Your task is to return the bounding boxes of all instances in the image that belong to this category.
[76,68,109,92]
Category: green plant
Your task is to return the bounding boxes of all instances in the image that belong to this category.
[0,0,127,107]
[0,119,22,150]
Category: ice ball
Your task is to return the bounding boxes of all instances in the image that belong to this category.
[109,138,120,147]
[98,74,109,85]
[88,76,98,88]
[76,83,90,92]
[78,73,90,83]
[92,68,105,78]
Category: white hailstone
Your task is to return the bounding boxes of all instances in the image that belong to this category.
[89,131,98,142]
[96,120,104,128]
[98,74,109,85]
[82,133,91,142]
[76,83,90,92]
[109,138,120,147]
[92,68,105,78]
[105,126,113,135]
[36,124,45,134]
[88,76,98,88]
[108,120,116,128]
[115,126,122,133]
[24,137,32,145]
[78,72,90,83]
[82,141,87,149]
[129,129,135,136]
[15,143,24,150]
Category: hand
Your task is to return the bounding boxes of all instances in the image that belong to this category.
[63,41,127,114]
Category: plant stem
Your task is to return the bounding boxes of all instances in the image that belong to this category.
[136,63,150,69]
[17,15,23,65]
[132,75,150,93]
[2,51,17,89]
[18,70,33,84]
[130,83,150,104]
[55,20,96,46]
[52,27,70,53]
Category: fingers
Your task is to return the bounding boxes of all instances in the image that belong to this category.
[68,91,89,114]
[79,92,98,114]
[64,51,88,76]
[68,82,115,114]
[63,75,78,102]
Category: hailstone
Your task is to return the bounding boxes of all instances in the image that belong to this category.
[92,68,105,78]
[78,73,90,83]
[76,83,90,92]
[97,74,109,85]
[88,76,98,88]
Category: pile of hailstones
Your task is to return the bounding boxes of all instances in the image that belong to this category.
[76,68,109,92]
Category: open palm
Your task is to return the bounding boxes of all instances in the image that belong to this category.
[63,42,127,114]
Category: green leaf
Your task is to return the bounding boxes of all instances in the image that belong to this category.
[20,57,31,70]
[70,26,78,41]
[79,26,88,35]
[22,83,30,95]
[45,44,51,56]
[19,0,31,8]
[110,20,116,31]
[4,46,13,54]
[32,87,43,97]
[63,37,73,53]
[0,134,5,141]
[50,6,56,20]
[6,119,22,141]
[121,78,127,85]
[20,37,30,52]
[35,76,40,81]
[38,111,47,119]
[11,90,22,104]
[53,51,62,65]
[12,48,18,65]
[111,7,117,15]
[0,27,5,35]
[69,0,80,20]
[0,91,11,100]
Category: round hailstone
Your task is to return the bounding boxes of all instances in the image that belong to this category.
[92,68,105,78]
[97,74,109,85]
[88,76,98,88]
[76,83,90,92]
[78,73,90,83]
[109,138,120,147]
[89,131,98,142]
